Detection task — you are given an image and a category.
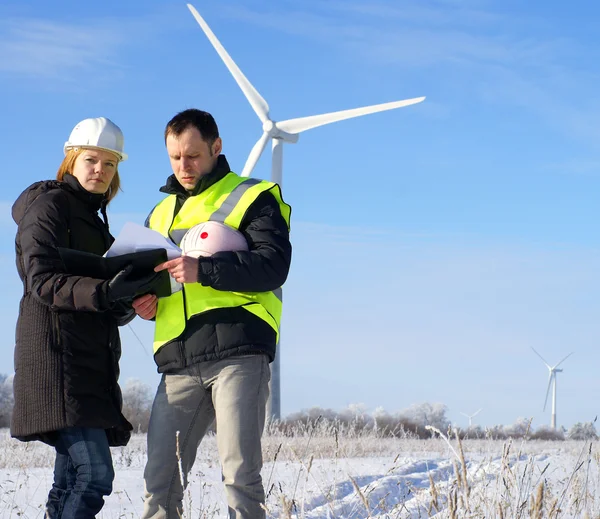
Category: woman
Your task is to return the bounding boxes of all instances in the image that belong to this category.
[11,117,156,518]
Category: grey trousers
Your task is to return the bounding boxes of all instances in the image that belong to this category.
[141,354,270,519]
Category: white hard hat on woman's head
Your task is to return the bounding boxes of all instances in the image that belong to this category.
[64,117,128,161]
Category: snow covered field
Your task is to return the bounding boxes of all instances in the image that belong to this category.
[1,427,598,518]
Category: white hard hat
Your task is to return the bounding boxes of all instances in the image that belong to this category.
[181,221,249,258]
[64,117,128,161]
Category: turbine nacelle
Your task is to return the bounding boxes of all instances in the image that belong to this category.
[262,120,299,143]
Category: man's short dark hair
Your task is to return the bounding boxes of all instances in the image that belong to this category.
[164,109,220,145]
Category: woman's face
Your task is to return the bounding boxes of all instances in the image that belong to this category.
[71,148,119,195]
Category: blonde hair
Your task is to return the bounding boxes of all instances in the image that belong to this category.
[56,148,121,204]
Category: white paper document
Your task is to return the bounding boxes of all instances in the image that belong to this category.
[105,222,182,260]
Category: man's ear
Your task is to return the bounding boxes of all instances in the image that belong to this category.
[212,137,223,156]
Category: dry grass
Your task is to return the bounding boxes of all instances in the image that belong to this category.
[1,425,599,518]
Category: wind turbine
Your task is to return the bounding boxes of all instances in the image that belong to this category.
[460,408,482,427]
[186,4,425,420]
[531,347,573,430]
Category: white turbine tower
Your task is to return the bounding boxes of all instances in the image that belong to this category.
[186,3,425,420]
[531,347,573,430]
[460,408,482,427]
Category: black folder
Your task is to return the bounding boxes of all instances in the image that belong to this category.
[57,247,172,298]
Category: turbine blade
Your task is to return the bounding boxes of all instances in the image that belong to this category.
[277,96,425,134]
[187,4,270,123]
[553,352,574,370]
[241,132,270,178]
[543,373,552,412]
[473,409,482,417]
[531,347,551,369]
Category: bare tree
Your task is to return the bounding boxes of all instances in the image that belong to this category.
[0,374,14,428]
[568,421,598,440]
[398,402,450,431]
[121,378,153,433]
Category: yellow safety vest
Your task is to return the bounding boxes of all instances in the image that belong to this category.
[148,172,291,354]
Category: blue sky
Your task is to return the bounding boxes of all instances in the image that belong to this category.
[1,0,599,429]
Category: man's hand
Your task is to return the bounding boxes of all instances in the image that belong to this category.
[132,294,158,320]
[155,256,200,284]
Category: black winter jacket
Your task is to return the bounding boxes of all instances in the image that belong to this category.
[11,174,133,446]
[147,155,292,371]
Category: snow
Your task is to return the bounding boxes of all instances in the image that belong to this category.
[1,429,599,518]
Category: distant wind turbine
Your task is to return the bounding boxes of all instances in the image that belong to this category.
[460,408,482,427]
[186,3,425,420]
[531,347,573,430]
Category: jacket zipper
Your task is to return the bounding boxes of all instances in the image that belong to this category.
[180,284,188,364]
[51,311,62,350]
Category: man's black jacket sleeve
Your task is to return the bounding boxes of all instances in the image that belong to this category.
[196,191,291,293]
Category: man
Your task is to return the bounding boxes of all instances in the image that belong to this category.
[133,109,292,518]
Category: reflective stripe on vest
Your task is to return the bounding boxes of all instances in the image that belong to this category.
[148,172,291,353]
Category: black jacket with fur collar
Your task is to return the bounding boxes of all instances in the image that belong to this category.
[11,174,133,446]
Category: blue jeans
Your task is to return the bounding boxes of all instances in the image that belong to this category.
[46,427,114,519]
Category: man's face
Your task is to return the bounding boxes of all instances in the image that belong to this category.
[166,126,222,191]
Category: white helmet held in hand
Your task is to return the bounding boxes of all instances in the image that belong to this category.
[181,221,249,258]
[64,117,128,161]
